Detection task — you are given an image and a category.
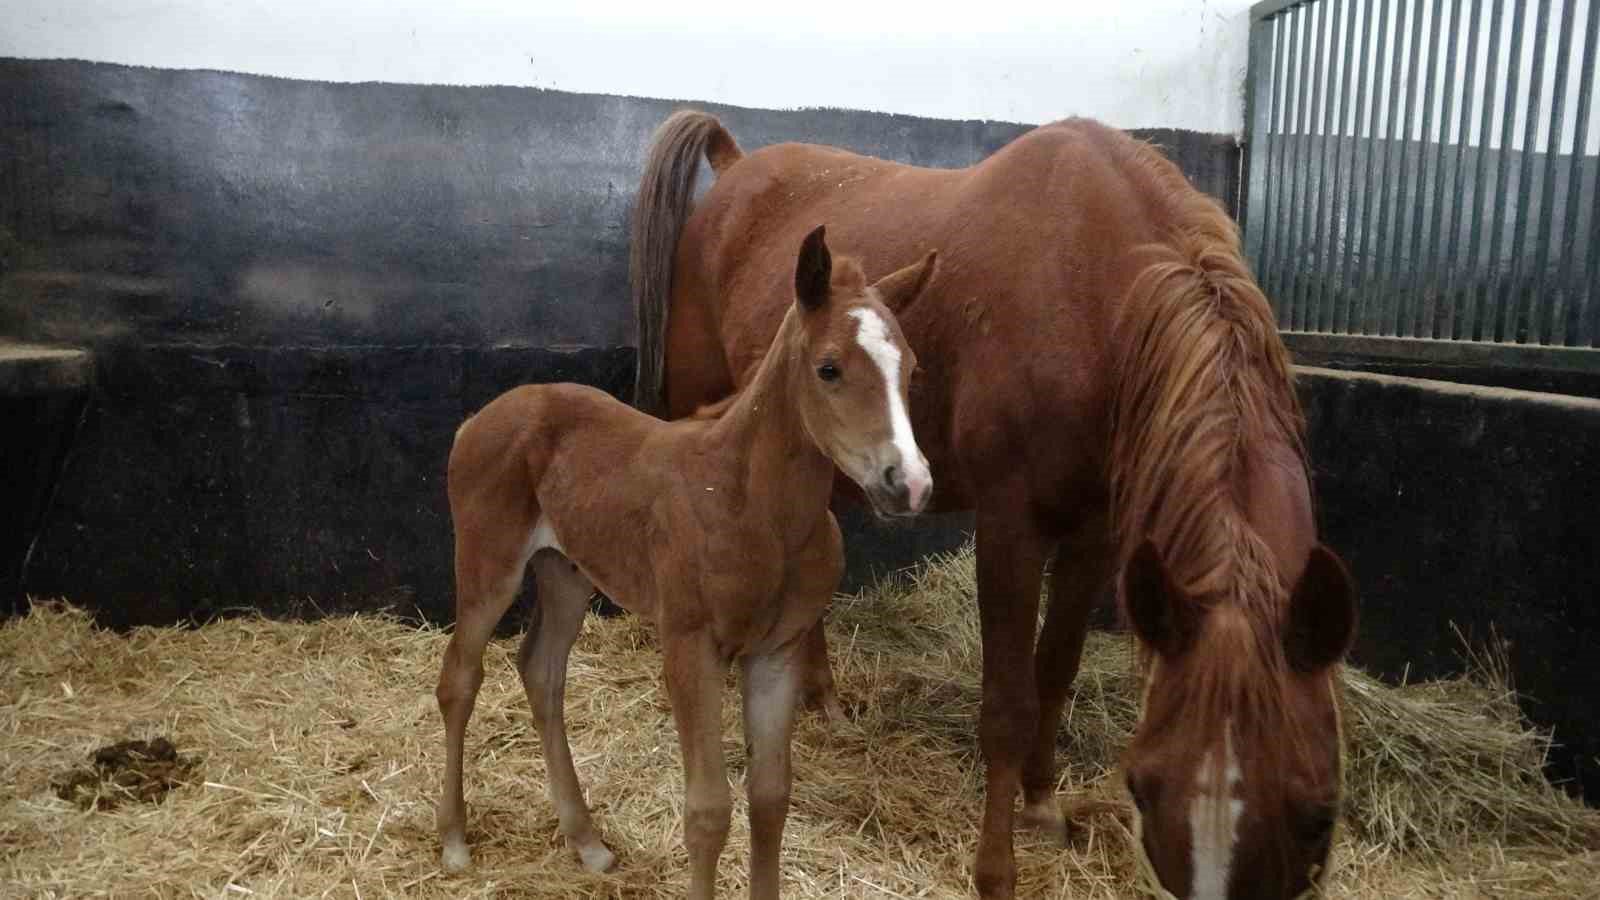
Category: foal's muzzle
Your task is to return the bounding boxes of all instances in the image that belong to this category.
[868,456,932,518]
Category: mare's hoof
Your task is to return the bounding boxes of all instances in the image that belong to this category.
[1019,798,1069,847]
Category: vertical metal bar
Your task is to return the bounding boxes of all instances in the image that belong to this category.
[1442,0,1487,339]
[1404,0,1446,337]
[1263,15,1292,302]
[1294,0,1331,330]
[1560,0,1598,345]
[1353,0,1393,331]
[1280,6,1316,326]
[1523,0,1574,342]
[1322,0,1361,331]
[1423,0,1467,337]
[1340,0,1382,332]
[1535,0,1579,344]
[1483,0,1530,341]
[1270,11,1304,316]
[1369,0,1409,334]
[1380,0,1427,335]
[1243,12,1281,263]
[1461,0,1508,340]
[1587,151,1600,347]
[1501,0,1554,343]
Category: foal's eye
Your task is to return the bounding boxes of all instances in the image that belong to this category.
[817,362,841,382]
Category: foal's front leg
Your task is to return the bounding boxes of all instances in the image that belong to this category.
[742,642,805,900]
[664,630,733,900]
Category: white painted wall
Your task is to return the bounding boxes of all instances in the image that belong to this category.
[0,0,1257,135]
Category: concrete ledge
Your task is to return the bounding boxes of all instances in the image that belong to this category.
[0,343,93,397]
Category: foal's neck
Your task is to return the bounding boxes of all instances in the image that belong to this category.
[707,308,836,515]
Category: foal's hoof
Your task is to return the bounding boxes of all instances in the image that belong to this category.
[1020,798,1069,847]
[574,840,617,873]
[441,840,472,872]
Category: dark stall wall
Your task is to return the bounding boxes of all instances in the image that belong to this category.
[1297,367,1600,800]
[0,58,1245,625]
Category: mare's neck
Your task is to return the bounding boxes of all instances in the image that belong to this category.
[707,307,837,520]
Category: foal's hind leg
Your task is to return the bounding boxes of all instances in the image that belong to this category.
[437,529,533,871]
[521,550,615,873]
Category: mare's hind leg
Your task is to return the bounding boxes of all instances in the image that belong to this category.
[521,550,615,873]
[1020,523,1113,843]
[798,620,846,722]
[437,529,533,871]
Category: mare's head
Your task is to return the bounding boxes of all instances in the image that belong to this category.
[1120,537,1357,900]
[786,225,936,518]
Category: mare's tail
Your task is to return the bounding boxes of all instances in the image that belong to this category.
[630,110,742,416]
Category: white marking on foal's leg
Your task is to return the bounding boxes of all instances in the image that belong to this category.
[846,307,931,507]
[530,515,564,554]
[441,839,471,872]
[1188,724,1244,900]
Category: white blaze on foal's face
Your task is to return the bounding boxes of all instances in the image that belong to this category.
[1188,725,1245,900]
[847,306,931,513]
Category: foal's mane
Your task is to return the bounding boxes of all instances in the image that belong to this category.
[1102,128,1316,780]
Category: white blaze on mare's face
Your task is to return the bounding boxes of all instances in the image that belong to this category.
[1188,724,1245,900]
[846,307,930,506]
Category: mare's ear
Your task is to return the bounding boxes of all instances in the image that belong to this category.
[871,249,939,315]
[795,225,832,311]
[1283,544,1358,673]
[1122,538,1201,659]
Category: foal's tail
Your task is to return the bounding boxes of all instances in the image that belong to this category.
[630,110,743,417]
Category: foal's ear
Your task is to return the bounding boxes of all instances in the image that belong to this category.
[1122,538,1199,659]
[871,249,939,315]
[1284,544,1358,673]
[795,224,832,311]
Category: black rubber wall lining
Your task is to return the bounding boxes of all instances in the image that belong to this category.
[0,58,1237,627]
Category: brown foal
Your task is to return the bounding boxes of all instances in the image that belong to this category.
[435,225,937,898]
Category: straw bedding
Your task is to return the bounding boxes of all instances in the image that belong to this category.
[3,544,1597,898]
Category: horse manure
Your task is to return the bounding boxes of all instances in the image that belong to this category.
[51,737,199,811]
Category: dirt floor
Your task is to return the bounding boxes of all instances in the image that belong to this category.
[3,545,1598,898]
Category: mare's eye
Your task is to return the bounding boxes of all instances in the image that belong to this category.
[817,363,841,382]
[1125,773,1148,813]
[1298,805,1338,845]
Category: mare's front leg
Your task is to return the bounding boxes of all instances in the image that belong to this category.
[971,499,1053,900]
[663,628,733,900]
[521,551,615,872]
[742,640,805,900]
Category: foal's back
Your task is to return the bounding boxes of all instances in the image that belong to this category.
[448,381,709,621]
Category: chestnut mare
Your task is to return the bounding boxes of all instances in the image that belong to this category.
[436,226,937,899]
[632,112,1358,900]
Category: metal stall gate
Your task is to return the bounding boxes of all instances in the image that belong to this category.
[1242,0,1600,374]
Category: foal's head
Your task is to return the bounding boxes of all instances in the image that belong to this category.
[786,225,936,518]
[1120,539,1357,900]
